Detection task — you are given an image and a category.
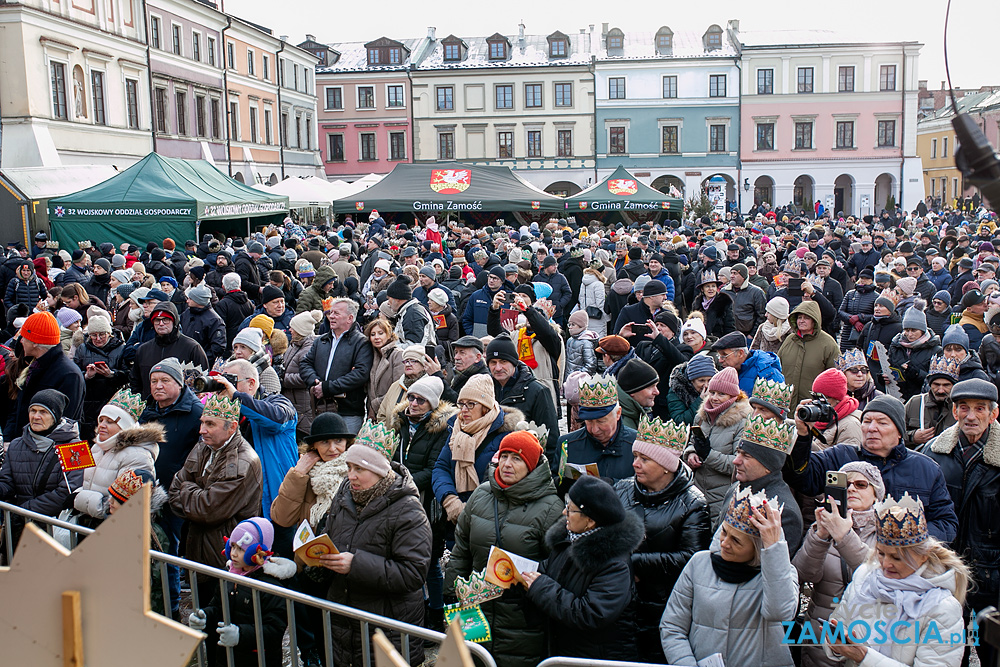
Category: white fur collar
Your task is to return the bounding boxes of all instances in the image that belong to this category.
[931,423,1000,467]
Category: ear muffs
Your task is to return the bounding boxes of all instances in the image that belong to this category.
[222,519,272,567]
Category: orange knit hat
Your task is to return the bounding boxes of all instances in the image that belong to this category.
[498,431,543,472]
[21,311,60,345]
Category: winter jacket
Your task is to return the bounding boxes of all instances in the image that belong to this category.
[295,266,337,315]
[614,467,711,662]
[4,344,85,440]
[238,305,294,344]
[633,334,688,421]
[777,300,841,411]
[724,282,767,337]
[139,386,203,491]
[444,459,564,667]
[214,290,255,350]
[888,332,942,401]
[532,270,572,324]
[618,259,646,282]
[393,298,435,347]
[430,304,460,350]
[129,303,209,398]
[300,325,374,417]
[281,333,318,433]
[606,279,634,334]
[846,247,880,278]
[4,266,45,310]
[561,256,585,322]
[0,419,83,521]
[575,272,608,334]
[390,400,457,507]
[72,423,162,519]
[72,334,128,440]
[527,514,644,661]
[666,362,703,425]
[557,418,638,483]
[433,407,524,503]
[660,542,799,667]
[904,391,956,448]
[367,341,405,420]
[856,311,904,393]
[613,299,655,336]
[179,305,227,366]
[837,285,878,348]
[956,350,991,383]
[462,284,498,338]
[687,396,752,518]
[168,431,263,571]
[714,470,804,555]
[320,463,431,667]
[233,252,262,300]
[494,363,561,470]
[926,305,953,339]
[564,331,598,376]
[233,389,299,521]
[690,290,736,339]
[735,349,784,397]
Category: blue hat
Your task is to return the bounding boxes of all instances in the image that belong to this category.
[533,281,553,299]
[142,288,169,302]
[942,324,969,352]
[159,275,178,288]
[933,290,951,305]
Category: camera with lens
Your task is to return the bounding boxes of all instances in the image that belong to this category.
[192,372,238,393]
[796,392,837,423]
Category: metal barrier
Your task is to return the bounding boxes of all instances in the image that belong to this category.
[537,659,678,667]
[0,501,498,667]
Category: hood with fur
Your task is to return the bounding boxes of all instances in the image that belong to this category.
[389,399,458,435]
[695,395,751,428]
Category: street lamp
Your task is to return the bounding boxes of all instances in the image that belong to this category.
[743,178,750,192]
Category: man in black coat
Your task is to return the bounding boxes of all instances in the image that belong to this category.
[178,284,227,366]
[616,246,645,281]
[130,301,210,398]
[234,242,263,302]
[449,335,490,394]
[532,257,571,326]
[560,249,585,324]
[614,278,666,337]
[213,273,255,352]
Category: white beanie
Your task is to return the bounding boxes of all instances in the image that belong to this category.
[680,317,707,340]
[408,375,444,410]
[233,327,264,353]
[765,296,790,321]
[290,310,322,337]
[99,401,137,431]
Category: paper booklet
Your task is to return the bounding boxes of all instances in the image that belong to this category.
[563,462,601,480]
[293,520,339,566]
[483,546,538,588]
[697,653,726,667]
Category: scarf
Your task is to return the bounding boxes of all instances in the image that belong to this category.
[701,295,716,310]
[710,552,761,584]
[451,403,501,493]
[95,433,119,453]
[898,332,931,349]
[851,564,953,635]
[351,469,397,511]
[568,526,600,543]
[517,328,538,369]
[704,395,738,423]
[760,318,790,342]
[815,396,860,431]
[25,426,56,452]
[308,456,350,528]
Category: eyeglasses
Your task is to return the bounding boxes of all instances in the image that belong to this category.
[456,401,479,411]
[845,367,869,375]
[717,350,741,362]
[406,394,427,405]
[847,479,870,490]
[906,266,921,272]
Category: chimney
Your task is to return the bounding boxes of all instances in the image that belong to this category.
[518,21,525,49]
[602,22,609,38]
[941,80,946,90]
[727,19,739,33]
[306,34,315,43]
[918,79,927,91]
[279,35,288,42]
[427,26,436,40]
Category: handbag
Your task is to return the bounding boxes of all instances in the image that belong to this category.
[586,305,603,319]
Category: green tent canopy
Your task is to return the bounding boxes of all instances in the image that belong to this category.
[48,153,288,249]
[563,165,683,215]
[332,162,564,214]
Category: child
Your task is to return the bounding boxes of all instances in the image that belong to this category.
[57,307,82,355]
[187,518,296,667]
[565,310,598,376]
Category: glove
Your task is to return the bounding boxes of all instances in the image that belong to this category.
[691,429,711,459]
[187,609,207,631]
[854,321,864,332]
[849,315,860,326]
[442,495,465,523]
[216,623,239,647]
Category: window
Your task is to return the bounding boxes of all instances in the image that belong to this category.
[609,77,626,99]
[709,74,726,97]
[489,41,506,60]
[229,101,238,140]
[554,83,572,106]
[953,177,959,198]
[931,138,938,158]
[497,131,514,158]
[662,75,677,99]
[154,87,167,133]
[210,98,220,138]
[757,69,773,95]
[150,17,161,49]
[756,123,774,150]
[877,120,896,147]
[794,122,813,149]
[357,86,375,109]
[325,87,343,110]
[495,84,512,109]
[125,78,139,129]
[836,121,854,148]
[293,64,298,90]
[195,95,206,136]
[280,111,288,147]
[549,39,566,57]
[207,37,216,66]
[662,126,678,153]
[328,134,344,161]
[527,130,541,157]
[709,124,726,152]
[172,25,181,55]
[247,50,255,76]
[797,67,814,93]
[557,129,572,157]
[227,42,235,69]
[192,33,201,62]
[388,48,401,64]
[91,71,106,125]
[607,32,623,51]
[50,63,68,119]
[390,131,406,160]
[706,30,722,49]
[368,48,380,65]
[656,33,671,52]
[436,86,453,111]
[278,58,285,86]
[880,65,896,91]
[295,113,301,147]
[525,83,542,108]
[387,85,404,108]
[609,126,626,154]
[942,136,948,158]
[438,132,454,159]
[262,55,269,81]
[175,91,186,135]
[360,133,376,160]
[264,108,272,144]
[838,66,854,92]
[444,43,461,61]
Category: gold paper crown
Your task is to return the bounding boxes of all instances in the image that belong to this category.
[106,388,147,424]
[837,348,867,372]
[577,373,618,409]
[740,414,794,455]
[635,417,688,454]
[927,354,961,382]
[203,394,241,422]
[454,570,504,606]
[515,420,549,452]
[875,493,929,547]
[724,485,782,538]
[750,378,795,417]
[355,419,399,461]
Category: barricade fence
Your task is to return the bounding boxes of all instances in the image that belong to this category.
[0,501,498,667]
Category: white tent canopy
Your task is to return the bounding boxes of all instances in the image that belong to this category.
[257,174,386,209]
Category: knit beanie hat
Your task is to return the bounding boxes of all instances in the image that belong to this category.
[497,431,543,472]
[654,310,680,336]
[617,358,659,394]
[812,368,848,403]
[685,353,717,381]
[233,327,264,354]
[408,375,444,410]
[839,461,886,501]
[680,317,707,341]
[568,475,626,527]
[485,336,519,365]
[111,270,131,285]
[567,310,589,330]
[30,388,68,423]
[428,288,449,307]
[942,324,969,351]
[21,311,60,345]
[249,314,275,341]
[343,421,397,478]
[261,285,284,304]
[227,518,275,565]
[895,276,917,297]
[861,394,906,440]
[707,367,740,396]
[901,305,927,332]
[290,310,322,337]
[111,254,126,269]
[57,308,83,328]
[633,275,651,294]
[458,373,497,409]
[875,296,896,315]
[186,284,212,307]
[765,297,790,321]
[99,387,146,431]
[87,315,112,335]
[150,357,185,387]
[108,468,156,504]
[95,257,112,273]
[386,275,413,300]
[933,290,952,306]
[731,263,749,280]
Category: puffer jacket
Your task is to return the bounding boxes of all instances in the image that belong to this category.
[390,400,457,505]
[666,362,703,425]
[0,419,83,521]
[564,331,598,377]
[856,311,903,394]
[295,265,337,314]
[367,341,405,420]
[72,334,128,440]
[179,304,227,366]
[527,513,644,661]
[3,263,46,310]
[73,423,163,519]
[281,332,318,433]
[433,407,524,503]
[687,396,752,518]
[576,271,607,334]
[614,466,711,662]
[320,463,431,667]
[214,290,255,350]
[836,284,878,348]
[735,349,785,396]
[777,300,842,411]
[887,331,942,400]
[444,458,564,667]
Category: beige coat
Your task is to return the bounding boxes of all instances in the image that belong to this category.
[367,341,405,420]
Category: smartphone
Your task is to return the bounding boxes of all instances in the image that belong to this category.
[825,471,849,518]
[788,277,804,297]
[688,425,705,444]
[424,344,437,359]
[632,324,651,337]
[93,361,108,369]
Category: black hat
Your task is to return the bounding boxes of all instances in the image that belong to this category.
[862,395,906,439]
[859,268,875,280]
[654,310,679,335]
[568,476,626,527]
[727,243,740,252]
[305,412,355,444]
[906,256,922,267]
[959,257,975,269]
[712,331,749,351]
[627,247,642,260]
[617,358,659,394]
[899,241,914,253]
[386,275,413,300]
[541,256,558,268]
[485,336,519,365]
[642,279,666,297]
[489,266,506,279]
[961,290,986,308]
[514,284,537,303]
[261,285,284,304]
[453,335,484,352]
[29,388,68,424]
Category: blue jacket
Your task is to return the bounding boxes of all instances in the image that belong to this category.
[234,390,298,520]
[462,285,498,337]
[139,387,204,491]
[238,306,294,341]
[736,350,785,396]
[556,420,638,483]
[432,407,519,503]
[645,269,675,301]
[927,268,953,292]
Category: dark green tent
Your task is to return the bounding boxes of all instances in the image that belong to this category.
[48,153,288,249]
[563,165,683,216]
[332,162,564,214]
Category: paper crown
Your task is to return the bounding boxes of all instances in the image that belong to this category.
[577,373,619,409]
[723,485,782,538]
[876,492,929,547]
[750,378,795,416]
[454,570,504,606]
[635,416,688,454]
[107,469,147,504]
[106,387,146,424]
[515,420,549,452]
[837,348,867,372]
[740,414,794,455]
[179,360,207,389]
[321,296,335,312]
[203,394,241,422]
[355,419,400,461]
[927,354,961,382]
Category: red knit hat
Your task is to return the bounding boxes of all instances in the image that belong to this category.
[20,311,60,345]
[707,367,740,397]
[497,431,543,472]
[812,368,848,403]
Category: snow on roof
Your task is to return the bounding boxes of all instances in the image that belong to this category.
[596,27,738,60]
[417,32,593,70]
[317,38,424,73]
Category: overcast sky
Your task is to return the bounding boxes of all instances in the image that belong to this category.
[227,0,996,90]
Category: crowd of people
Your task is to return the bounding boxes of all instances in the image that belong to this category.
[2,200,1000,667]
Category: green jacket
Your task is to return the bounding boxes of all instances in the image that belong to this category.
[444,456,564,667]
[777,299,841,411]
[618,385,647,431]
[295,265,337,314]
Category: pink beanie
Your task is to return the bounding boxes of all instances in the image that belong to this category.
[707,367,740,397]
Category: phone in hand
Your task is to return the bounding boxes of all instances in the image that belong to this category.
[631,324,651,337]
[424,344,437,359]
[93,361,108,369]
[788,277,804,297]
[825,471,849,518]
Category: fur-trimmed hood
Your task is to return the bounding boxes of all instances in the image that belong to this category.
[668,362,701,406]
[111,422,166,452]
[389,399,458,436]
[149,483,169,514]
[498,405,526,433]
[544,512,644,570]
[695,395,751,428]
[931,422,1000,467]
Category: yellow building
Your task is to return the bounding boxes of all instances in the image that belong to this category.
[915,91,990,206]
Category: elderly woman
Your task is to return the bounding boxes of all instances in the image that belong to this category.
[281,310,323,439]
[684,367,752,518]
[377,346,430,424]
[317,421,431,667]
[660,487,799,667]
[522,475,644,661]
[365,318,405,420]
[793,462,883,667]
[838,349,882,411]
[680,316,708,355]
[667,353,716,425]
[888,306,942,401]
[690,271,734,339]
[445,432,563,667]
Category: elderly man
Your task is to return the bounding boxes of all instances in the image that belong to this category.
[711,331,784,397]
[556,373,637,483]
[239,284,293,341]
[450,335,489,393]
[462,266,504,337]
[788,394,958,542]
[904,355,960,448]
[724,263,767,338]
